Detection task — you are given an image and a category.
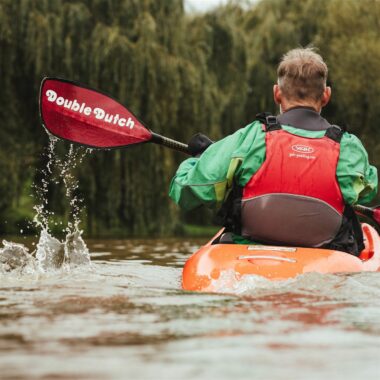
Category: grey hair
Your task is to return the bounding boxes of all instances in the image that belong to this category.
[277,48,328,101]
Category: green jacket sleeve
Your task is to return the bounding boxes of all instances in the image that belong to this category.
[169,122,263,210]
[337,133,378,205]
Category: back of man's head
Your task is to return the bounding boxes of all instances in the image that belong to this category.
[277,48,328,102]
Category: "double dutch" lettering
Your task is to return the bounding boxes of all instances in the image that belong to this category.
[46,89,135,129]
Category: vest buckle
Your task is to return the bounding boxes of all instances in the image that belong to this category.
[265,116,282,131]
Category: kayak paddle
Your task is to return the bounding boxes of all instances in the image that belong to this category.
[353,204,380,229]
[40,78,380,231]
[39,77,190,154]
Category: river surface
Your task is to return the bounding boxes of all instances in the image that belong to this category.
[1,236,380,380]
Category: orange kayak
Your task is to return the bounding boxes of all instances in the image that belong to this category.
[182,223,380,292]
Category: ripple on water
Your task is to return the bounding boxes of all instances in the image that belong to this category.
[1,237,380,380]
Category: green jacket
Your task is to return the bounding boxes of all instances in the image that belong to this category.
[169,120,378,214]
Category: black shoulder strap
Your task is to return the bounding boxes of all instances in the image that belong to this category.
[325,125,344,143]
[255,112,282,132]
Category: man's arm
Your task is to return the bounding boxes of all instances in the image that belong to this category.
[337,133,378,205]
[169,121,263,210]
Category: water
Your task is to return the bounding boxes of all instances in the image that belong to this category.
[1,137,379,379]
[1,236,380,380]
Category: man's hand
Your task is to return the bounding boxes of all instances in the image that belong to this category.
[188,133,213,157]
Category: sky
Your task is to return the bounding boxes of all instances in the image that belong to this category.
[184,0,230,12]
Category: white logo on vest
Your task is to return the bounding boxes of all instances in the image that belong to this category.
[289,144,316,160]
[291,144,314,154]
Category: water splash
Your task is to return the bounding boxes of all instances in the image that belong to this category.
[65,230,91,267]
[1,135,91,274]
[35,228,90,272]
[35,229,65,271]
[0,240,36,274]
[33,135,91,234]
[33,136,58,230]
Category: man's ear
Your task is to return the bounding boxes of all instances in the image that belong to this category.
[321,86,331,107]
[273,84,282,105]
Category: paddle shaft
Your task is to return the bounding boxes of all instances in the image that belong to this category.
[150,131,378,230]
[151,132,190,154]
[144,133,380,230]
[149,135,379,229]
[353,204,380,227]
[150,138,379,228]
[353,204,373,218]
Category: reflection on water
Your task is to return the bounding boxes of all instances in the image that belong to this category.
[1,236,380,380]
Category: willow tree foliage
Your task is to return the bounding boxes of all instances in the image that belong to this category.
[0,0,379,235]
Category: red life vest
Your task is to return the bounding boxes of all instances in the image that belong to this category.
[241,117,345,247]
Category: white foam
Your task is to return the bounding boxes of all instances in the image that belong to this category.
[206,269,298,294]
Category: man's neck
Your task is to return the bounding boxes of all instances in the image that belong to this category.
[281,105,319,114]
[280,101,321,114]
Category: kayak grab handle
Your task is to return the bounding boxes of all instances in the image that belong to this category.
[238,255,297,263]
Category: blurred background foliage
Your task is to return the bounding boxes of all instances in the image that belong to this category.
[0,0,379,236]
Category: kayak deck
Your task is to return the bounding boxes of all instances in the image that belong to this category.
[182,223,380,292]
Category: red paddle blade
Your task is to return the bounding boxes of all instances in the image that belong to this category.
[39,78,152,148]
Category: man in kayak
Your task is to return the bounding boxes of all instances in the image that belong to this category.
[169,48,378,256]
